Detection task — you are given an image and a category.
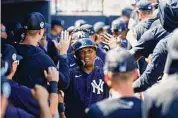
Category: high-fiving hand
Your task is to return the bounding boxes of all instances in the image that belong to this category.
[53,30,71,55]
[101,33,120,49]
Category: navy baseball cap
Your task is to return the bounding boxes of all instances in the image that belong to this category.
[136,0,153,11]
[75,19,86,28]
[158,0,178,31]
[6,21,23,36]
[51,19,63,27]
[23,12,50,30]
[164,29,178,74]
[104,48,136,73]
[94,22,110,33]
[122,7,133,18]
[111,18,127,32]
[2,44,23,67]
[80,24,95,35]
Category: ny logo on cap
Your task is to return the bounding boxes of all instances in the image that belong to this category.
[81,41,87,46]
[148,6,152,9]
[40,22,44,28]
[12,53,17,61]
[119,62,127,72]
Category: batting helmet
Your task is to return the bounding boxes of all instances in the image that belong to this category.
[72,31,90,41]
[74,38,97,53]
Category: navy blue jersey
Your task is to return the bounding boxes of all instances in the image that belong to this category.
[46,32,60,42]
[132,24,169,58]
[96,47,106,62]
[134,18,159,41]
[133,36,169,92]
[63,66,109,118]
[46,33,60,65]
[143,74,178,118]
[120,39,128,49]
[97,42,110,52]
[5,79,40,117]
[88,97,142,118]
[13,44,69,89]
[4,105,35,118]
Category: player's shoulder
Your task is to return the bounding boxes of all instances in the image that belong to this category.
[90,97,141,117]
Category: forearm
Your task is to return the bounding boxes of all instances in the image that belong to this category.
[58,55,71,90]
[49,93,58,117]
[39,102,52,118]
[133,53,166,92]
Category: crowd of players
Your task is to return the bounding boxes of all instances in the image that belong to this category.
[1,0,178,118]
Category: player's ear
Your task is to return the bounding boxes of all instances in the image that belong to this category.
[104,72,112,87]
[39,29,44,35]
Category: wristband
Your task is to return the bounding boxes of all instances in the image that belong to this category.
[58,103,65,113]
[49,81,58,93]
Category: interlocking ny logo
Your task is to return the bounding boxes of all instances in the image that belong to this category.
[91,79,104,94]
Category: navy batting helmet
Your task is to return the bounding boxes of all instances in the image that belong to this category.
[74,38,96,53]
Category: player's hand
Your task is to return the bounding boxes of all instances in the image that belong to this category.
[101,33,120,49]
[32,85,49,103]
[44,67,59,82]
[40,35,47,47]
[52,30,71,55]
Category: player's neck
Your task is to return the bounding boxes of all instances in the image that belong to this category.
[22,37,38,46]
[6,74,13,80]
[82,66,94,74]
[112,82,134,98]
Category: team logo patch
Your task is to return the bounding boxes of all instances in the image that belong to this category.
[40,22,44,28]
[12,53,17,61]
[24,26,28,29]
[91,79,104,94]
[148,6,152,9]
[119,62,127,72]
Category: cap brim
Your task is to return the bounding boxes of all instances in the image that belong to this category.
[103,25,110,30]
[44,23,51,28]
[16,55,23,60]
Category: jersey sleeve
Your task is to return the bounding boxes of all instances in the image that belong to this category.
[133,39,168,92]
[131,29,155,58]
[58,54,71,90]
[8,80,40,117]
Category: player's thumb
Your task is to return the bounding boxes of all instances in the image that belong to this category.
[44,70,48,78]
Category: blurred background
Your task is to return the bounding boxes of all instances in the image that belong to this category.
[1,0,132,29]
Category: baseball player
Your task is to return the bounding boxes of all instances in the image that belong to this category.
[54,38,109,118]
[143,32,178,118]
[12,12,69,90]
[1,44,60,117]
[111,18,128,49]
[87,48,141,118]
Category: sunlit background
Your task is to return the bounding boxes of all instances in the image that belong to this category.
[51,0,132,15]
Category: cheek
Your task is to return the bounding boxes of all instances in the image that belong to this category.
[91,52,96,60]
[78,53,84,60]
